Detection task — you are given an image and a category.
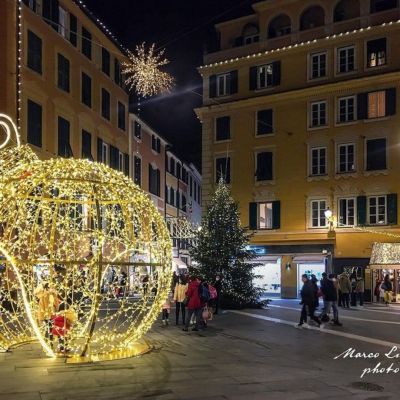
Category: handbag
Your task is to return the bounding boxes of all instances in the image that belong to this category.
[182,296,189,306]
[202,306,210,321]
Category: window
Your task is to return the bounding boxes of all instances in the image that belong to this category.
[101,89,110,120]
[339,198,356,227]
[310,101,327,127]
[27,99,42,147]
[27,30,42,74]
[169,157,175,175]
[118,151,124,172]
[102,48,110,76]
[217,74,229,97]
[101,142,109,165]
[169,187,175,206]
[337,143,355,173]
[177,163,181,179]
[58,117,72,158]
[189,176,193,197]
[182,195,187,212]
[151,135,161,153]
[310,52,327,79]
[366,138,387,170]
[367,38,386,68]
[69,13,77,46]
[42,0,59,30]
[257,109,273,135]
[149,165,160,196]
[256,152,273,181]
[109,145,119,169]
[258,202,273,229]
[23,0,37,12]
[268,14,292,38]
[81,72,92,108]
[215,157,231,184]
[215,116,230,141]
[114,59,122,86]
[57,53,70,92]
[311,147,327,176]
[118,102,126,130]
[134,121,141,139]
[134,156,141,186]
[300,6,325,30]
[368,91,386,118]
[257,63,280,89]
[368,196,387,225]
[82,130,92,160]
[81,27,92,60]
[338,96,356,123]
[311,200,327,228]
[338,46,355,73]
[370,0,398,13]
[176,190,180,208]
[58,6,68,38]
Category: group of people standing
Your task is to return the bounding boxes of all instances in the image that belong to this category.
[337,271,365,308]
[298,272,344,328]
[161,274,222,332]
[374,274,394,306]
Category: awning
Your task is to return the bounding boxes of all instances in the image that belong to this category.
[293,255,327,263]
[370,242,400,268]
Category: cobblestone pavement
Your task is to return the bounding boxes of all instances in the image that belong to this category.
[1,300,400,400]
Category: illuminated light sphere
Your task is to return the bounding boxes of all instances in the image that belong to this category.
[0,117,172,361]
[122,43,175,97]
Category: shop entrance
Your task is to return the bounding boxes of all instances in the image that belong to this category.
[297,263,325,296]
[371,268,400,303]
[253,259,281,297]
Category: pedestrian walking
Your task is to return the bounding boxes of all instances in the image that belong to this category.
[381,274,393,306]
[338,272,351,308]
[356,277,365,307]
[182,276,203,332]
[297,274,322,328]
[310,274,319,309]
[214,275,222,315]
[374,279,382,303]
[173,275,188,325]
[350,271,357,307]
[319,274,342,326]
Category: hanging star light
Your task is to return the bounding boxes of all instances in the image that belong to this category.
[122,43,174,97]
[0,115,172,362]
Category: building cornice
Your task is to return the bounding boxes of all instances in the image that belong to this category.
[199,19,400,72]
[194,71,400,117]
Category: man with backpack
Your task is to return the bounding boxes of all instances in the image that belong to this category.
[182,276,204,332]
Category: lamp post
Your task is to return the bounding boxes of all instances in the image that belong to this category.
[324,207,334,231]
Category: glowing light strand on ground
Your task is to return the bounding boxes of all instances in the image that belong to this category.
[122,43,174,97]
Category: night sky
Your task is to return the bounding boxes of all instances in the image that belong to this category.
[83,0,258,170]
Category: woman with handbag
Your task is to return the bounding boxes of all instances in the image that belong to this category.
[173,275,188,325]
[381,274,393,306]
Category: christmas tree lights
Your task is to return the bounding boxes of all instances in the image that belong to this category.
[0,116,172,361]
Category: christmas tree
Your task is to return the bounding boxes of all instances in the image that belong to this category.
[190,180,261,308]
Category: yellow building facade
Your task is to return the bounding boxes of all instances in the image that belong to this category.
[196,0,400,299]
[1,0,129,168]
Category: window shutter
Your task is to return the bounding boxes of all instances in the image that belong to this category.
[387,193,398,225]
[357,196,367,225]
[42,0,51,24]
[230,70,238,94]
[209,75,217,98]
[234,36,244,47]
[51,0,59,31]
[157,169,161,196]
[69,13,77,46]
[249,66,258,90]
[124,154,129,176]
[272,201,281,229]
[385,88,396,116]
[97,138,103,162]
[272,61,281,86]
[357,93,368,120]
[249,202,258,230]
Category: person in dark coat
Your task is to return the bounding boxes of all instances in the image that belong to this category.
[310,274,319,309]
[297,274,322,328]
[319,273,342,326]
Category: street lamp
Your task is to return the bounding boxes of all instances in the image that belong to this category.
[324,207,334,231]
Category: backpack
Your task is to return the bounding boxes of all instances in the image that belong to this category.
[198,283,210,302]
[208,285,218,299]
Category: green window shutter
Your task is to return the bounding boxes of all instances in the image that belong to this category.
[385,88,396,116]
[209,75,217,98]
[249,202,258,230]
[272,201,281,229]
[229,70,238,94]
[387,193,398,225]
[357,93,368,120]
[357,196,367,225]
[249,66,258,90]
[97,138,103,162]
